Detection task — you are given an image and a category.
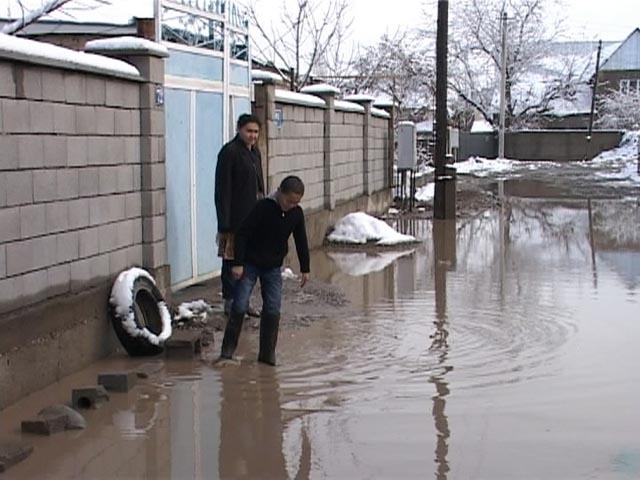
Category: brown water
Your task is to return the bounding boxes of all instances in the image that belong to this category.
[1,197,640,479]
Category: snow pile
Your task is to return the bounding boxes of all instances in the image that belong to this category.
[173,300,212,325]
[470,119,494,133]
[109,268,172,345]
[591,131,640,183]
[415,183,435,203]
[282,268,298,280]
[454,157,519,176]
[328,250,414,276]
[327,212,417,246]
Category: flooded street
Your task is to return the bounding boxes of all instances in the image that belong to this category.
[2,191,640,478]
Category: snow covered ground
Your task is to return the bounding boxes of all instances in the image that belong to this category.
[327,212,417,246]
[415,183,435,203]
[589,131,640,184]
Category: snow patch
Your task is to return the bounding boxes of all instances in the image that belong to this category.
[282,267,298,280]
[470,119,494,133]
[416,183,435,203]
[591,131,640,183]
[173,300,212,325]
[300,83,340,95]
[327,212,417,246]
[109,268,172,346]
[454,157,518,176]
[328,250,415,276]
[371,107,391,118]
[252,69,283,83]
[85,37,169,57]
[0,33,140,78]
[275,89,326,108]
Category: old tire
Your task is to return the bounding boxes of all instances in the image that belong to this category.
[109,269,172,357]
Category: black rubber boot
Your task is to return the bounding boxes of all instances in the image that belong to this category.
[258,312,280,366]
[220,311,245,359]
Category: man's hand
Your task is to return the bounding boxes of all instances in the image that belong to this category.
[300,272,309,288]
[231,266,244,280]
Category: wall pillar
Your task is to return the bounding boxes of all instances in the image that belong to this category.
[346,94,375,196]
[252,76,277,192]
[374,100,396,189]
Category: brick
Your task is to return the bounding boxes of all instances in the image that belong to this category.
[53,103,76,134]
[22,67,43,100]
[79,167,100,196]
[67,198,90,229]
[29,101,55,133]
[0,135,19,170]
[0,441,33,473]
[18,135,45,168]
[143,215,166,243]
[125,192,141,218]
[75,106,97,135]
[56,231,79,263]
[97,372,137,392]
[20,204,46,238]
[45,201,70,233]
[22,269,48,301]
[86,76,106,105]
[4,170,33,206]
[33,169,56,202]
[99,166,119,194]
[0,207,20,243]
[47,263,71,296]
[135,362,163,379]
[141,162,166,190]
[95,107,115,134]
[44,136,68,168]
[0,245,5,278]
[79,227,99,258]
[56,169,79,199]
[109,247,128,275]
[165,330,203,358]
[0,63,16,97]
[41,70,66,102]
[64,73,86,104]
[71,385,109,409]
[2,99,30,132]
[98,223,119,253]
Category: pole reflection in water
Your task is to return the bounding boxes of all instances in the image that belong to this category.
[430,219,456,479]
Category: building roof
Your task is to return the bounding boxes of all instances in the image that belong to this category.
[601,28,640,71]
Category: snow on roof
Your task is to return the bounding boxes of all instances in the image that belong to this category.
[470,119,494,133]
[85,36,169,57]
[327,212,417,246]
[334,100,365,113]
[416,121,433,133]
[251,69,283,83]
[300,83,340,95]
[371,107,391,118]
[275,89,326,108]
[0,32,140,79]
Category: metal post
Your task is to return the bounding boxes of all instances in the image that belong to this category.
[498,12,507,159]
[586,40,602,160]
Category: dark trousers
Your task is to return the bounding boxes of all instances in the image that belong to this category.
[221,259,237,300]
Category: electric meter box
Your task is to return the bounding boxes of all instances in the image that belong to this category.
[397,121,417,170]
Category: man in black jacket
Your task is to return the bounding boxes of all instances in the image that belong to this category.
[215,114,265,317]
[218,176,310,366]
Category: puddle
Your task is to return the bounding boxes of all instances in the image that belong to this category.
[1,193,639,479]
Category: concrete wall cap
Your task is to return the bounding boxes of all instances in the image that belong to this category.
[275,89,326,108]
[252,69,283,83]
[85,36,170,58]
[344,94,375,103]
[0,32,141,80]
[300,83,340,95]
[334,100,365,113]
[373,99,396,108]
[372,107,391,118]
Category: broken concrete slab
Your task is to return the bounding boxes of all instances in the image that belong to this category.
[21,412,67,435]
[0,441,33,473]
[165,329,203,358]
[72,385,109,409]
[97,372,137,393]
[135,362,164,379]
[39,405,87,430]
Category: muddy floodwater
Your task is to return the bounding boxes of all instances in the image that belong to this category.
[1,194,639,479]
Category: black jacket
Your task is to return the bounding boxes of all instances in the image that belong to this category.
[234,196,310,273]
[215,135,265,234]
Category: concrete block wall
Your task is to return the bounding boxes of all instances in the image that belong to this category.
[0,60,144,314]
[370,116,388,192]
[332,111,364,203]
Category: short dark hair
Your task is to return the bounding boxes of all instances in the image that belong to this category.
[237,113,261,130]
[280,176,305,195]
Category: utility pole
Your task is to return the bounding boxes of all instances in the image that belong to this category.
[498,12,508,159]
[586,40,602,160]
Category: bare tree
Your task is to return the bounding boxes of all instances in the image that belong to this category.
[248,0,353,91]
[597,90,640,130]
[2,0,110,35]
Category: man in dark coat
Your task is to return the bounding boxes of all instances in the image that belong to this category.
[215,114,265,316]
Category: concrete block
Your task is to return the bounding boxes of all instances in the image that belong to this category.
[141,190,166,216]
[67,198,90,229]
[125,244,143,265]
[95,107,115,134]
[53,103,76,134]
[70,258,91,287]
[64,73,86,104]
[0,245,5,279]
[140,109,165,136]
[44,135,67,168]
[1,99,29,132]
[135,362,163,378]
[165,329,203,358]
[117,165,135,192]
[105,81,125,107]
[0,62,16,97]
[98,223,119,253]
[90,253,110,279]
[123,84,140,108]
[78,167,99,197]
[0,135,19,170]
[87,136,108,165]
[0,441,33,473]
[125,137,141,164]
[75,105,97,135]
[5,170,33,206]
[41,70,66,102]
[97,371,137,392]
[105,136,126,165]
[115,108,134,135]
[18,135,45,169]
[28,101,55,133]
[72,385,109,409]
[117,219,137,248]
[56,231,79,263]
[86,76,106,105]
[47,263,71,296]
[0,207,20,243]
[141,162,166,190]
[56,169,79,199]
[125,192,142,219]
[99,165,119,195]
[132,221,143,244]
[22,67,43,100]
[108,195,127,222]
[109,247,129,275]
[20,204,46,239]
[22,269,48,301]
[132,165,141,190]
[142,240,167,268]
[67,136,88,167]
[130,110,141,135]
[88,196,108,225]
[79,227,99,258]
[143,215,166,243]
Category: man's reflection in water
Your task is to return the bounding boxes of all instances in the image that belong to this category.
[219,364,287,479]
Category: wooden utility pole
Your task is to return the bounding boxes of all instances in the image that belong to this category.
[586,40,602,160]
[498,12,508,159]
